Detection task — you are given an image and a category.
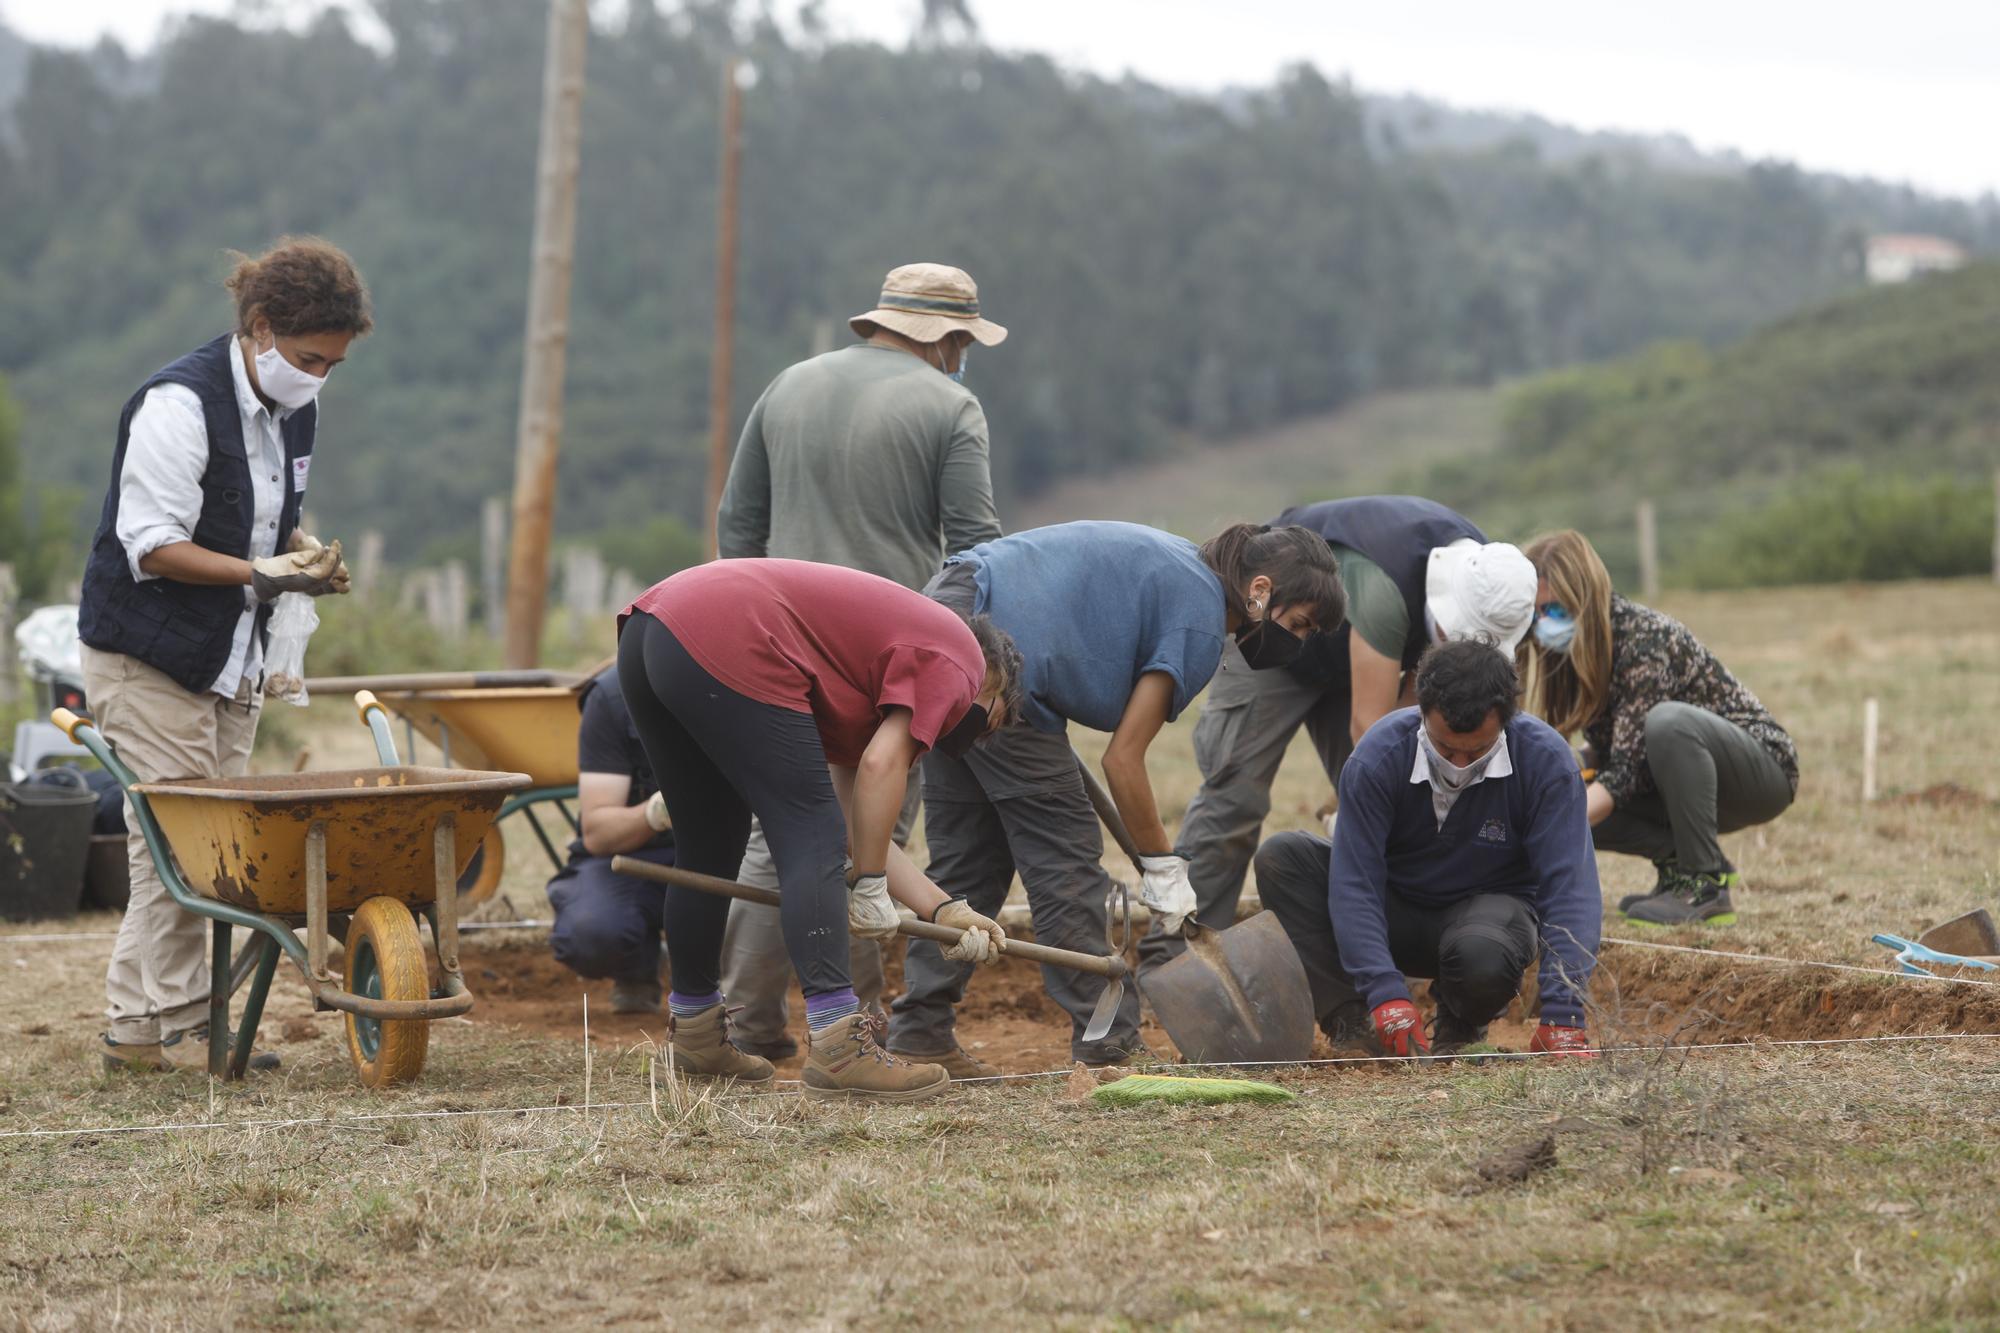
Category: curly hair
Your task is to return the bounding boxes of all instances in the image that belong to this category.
[225,236,374,339]
[964,613,1025,724]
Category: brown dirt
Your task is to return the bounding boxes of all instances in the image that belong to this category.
[1881,782,1997,811]
[449,929,2000,1075]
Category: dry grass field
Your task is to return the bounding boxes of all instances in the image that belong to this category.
[1,577,1996,1329]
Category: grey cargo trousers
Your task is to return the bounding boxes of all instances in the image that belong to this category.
[1148,639,1353,977]
[1590,701,1796,875]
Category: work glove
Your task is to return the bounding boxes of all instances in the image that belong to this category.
[251,538,346,601]
[1371,999,1430,1060]
[1135,853,1197,934]
[933,898,1006,966]
[1527,1022,1597,1058]
[845,869,900,940]
[642,791,670,833]
[286,531,350,594]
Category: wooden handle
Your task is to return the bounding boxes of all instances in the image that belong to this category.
[611,857,1129,980]
[50,708,87,742]
[354,690,383,724]
[1074,751,1146,864]
[304,669,584,695]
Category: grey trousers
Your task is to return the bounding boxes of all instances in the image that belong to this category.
[1591,702,1796,875]
[718,797,905,1046]
[1147,639,1352,977]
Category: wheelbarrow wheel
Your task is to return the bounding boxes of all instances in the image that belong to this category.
[343,895,431,1088]
[456,825,505,907]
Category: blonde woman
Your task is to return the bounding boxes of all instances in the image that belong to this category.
[1519,531,1798,926]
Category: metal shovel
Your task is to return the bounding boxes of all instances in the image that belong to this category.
[1074,756,1317,1063]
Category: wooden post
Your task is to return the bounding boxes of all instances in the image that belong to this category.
[482,497,506,641]
[0,563,16,709]
[503,0,590,668]
[354,530,384,598]
[1861,697,1879,804]
[702,56,745,561]
[1991,465,1999,583]
[442,561,470,643]
[810,317,835,358]
[1636,499,1660,601]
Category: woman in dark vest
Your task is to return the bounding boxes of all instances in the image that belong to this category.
[80,237,371,1073]
[1157,495,1538,977]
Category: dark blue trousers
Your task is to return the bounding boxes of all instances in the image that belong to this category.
[547,845,676,984]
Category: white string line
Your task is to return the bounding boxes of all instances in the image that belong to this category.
[0,919,551,945]
[4,1029,1995,1143]
[1600,936,2000,988]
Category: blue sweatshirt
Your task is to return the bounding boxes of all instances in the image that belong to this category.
[1328,708,1601,1026]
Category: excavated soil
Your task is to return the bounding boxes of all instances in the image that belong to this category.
[450,930,2000,1076]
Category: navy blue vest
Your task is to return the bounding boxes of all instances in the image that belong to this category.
[78,336,316,694]
[1273,495,1486,686]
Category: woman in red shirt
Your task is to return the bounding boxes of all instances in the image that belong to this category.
[618,558,1020,1102]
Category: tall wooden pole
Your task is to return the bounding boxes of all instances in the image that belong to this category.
[703,57,744,561]
[504,0,590,668]
[1635,498,1660,601]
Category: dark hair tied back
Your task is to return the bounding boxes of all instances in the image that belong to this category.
[1198,522,1346,631]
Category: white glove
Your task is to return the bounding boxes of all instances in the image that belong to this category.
[1136,853,1197,934]
[250,539,347,600]
[846,872,900,940]
[934,898,1006,965]
[642,791,671,832]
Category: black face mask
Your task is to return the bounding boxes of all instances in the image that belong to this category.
[1234,615,1304,670]
[934,703,991,758]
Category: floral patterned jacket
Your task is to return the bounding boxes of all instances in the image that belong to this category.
[1585,595,1800,806]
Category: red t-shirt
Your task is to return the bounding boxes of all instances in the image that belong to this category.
[623,559,983,766]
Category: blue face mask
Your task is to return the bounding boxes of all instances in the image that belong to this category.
[1533,602,1576,654]
[948,345,969,384]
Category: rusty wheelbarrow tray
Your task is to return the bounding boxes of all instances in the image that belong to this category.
[310,672,589,905]
[53,701,531,1087]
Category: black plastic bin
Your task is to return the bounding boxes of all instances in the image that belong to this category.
[0,782,96,921]
[84,835,132,912]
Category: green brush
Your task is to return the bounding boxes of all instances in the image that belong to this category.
[1089,1074,1295,1107]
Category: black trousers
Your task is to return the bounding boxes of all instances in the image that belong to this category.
[617,614,851,1000]
[1255,830,1537,1031]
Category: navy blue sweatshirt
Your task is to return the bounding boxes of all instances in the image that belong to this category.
[1329,708,1601,1025]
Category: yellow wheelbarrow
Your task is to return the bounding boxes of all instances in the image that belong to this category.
[306,670,588,906]
[54,699,530,1087]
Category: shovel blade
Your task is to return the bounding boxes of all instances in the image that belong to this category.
[1146,911,1315,1066]
[1918,908,2000,959]
[1082,977,1124,1044]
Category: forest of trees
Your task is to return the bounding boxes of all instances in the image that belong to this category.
[0,0,1993,592]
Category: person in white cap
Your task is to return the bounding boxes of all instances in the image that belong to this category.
[710,263,1006,1067]
[1148,495,1537,978]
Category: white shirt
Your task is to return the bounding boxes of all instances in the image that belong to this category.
[1410,727,1513,829]
[117,338,299,698]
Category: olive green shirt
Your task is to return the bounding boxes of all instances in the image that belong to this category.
[716,345,1002,591]
[1330,543,1410,661]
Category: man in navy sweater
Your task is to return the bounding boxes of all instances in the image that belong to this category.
[1255,640,1601,1058]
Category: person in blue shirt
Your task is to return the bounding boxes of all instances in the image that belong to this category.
[1254,639,1602,1058]
[886,520,1346,1068]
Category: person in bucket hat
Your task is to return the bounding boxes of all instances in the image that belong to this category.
[711,263,1006,1074]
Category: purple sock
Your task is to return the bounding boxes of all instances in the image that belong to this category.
[667,989,722,1018]
[804,988,860,1033]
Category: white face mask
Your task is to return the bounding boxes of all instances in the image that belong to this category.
[1419,727,1495,792]
[253,336,327,410]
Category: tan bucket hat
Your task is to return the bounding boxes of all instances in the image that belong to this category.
[850,263,1008,346]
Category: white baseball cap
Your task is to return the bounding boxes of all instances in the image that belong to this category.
[1425,539,1538,655]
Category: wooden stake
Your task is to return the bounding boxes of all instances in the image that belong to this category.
[1636,499,1660,601]
[702,56,745,561]
[1861,697,1879,803]
[504,0,590,668]
[1991,465,1999,584]
[482,496,506,641]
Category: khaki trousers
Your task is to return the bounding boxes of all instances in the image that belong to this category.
[81,645,261,1043]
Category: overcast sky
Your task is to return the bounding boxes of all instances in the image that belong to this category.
[6,0,1995,197]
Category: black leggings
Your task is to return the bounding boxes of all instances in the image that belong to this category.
[617,613,852,999]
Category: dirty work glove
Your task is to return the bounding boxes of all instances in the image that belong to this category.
[286,530,352,596]
[251,539,346,601]
[1136,853,1197,933]
[1371,999,1430,1060]
[642,791,671,833]
[845,870,900,940]
[933,898,1006,966]
[1528,1022,1597,1058]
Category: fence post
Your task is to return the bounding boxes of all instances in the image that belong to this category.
[355,530,385,599]
[1991,465,1999,583]
[0,563,16,710]
[1635,499,1660,601]
[1861,697,1879,804]
[482,497,507,641]
[442,561,470,644]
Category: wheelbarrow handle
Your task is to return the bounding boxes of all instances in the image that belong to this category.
[610,857,1129,981]
[50,707,87,744]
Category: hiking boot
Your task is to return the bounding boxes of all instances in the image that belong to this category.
[1623,872,1736,927]
[1320,1007,1382,1058]
[1618,859,1678,914]
[1430,1009,1491,1057]
[161,1024,281,1074]
[887,1041,999,1081]
[803,1013,950,1102]
[610,979,662,1014]
[1079,1038,1157,1069]
[666,1005,775,1086]
[100,1035,169,1073]
[732,1033,800,1062]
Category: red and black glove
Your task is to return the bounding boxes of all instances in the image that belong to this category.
[1371,1000,1430,1059]
[1528,1022,1597,1058]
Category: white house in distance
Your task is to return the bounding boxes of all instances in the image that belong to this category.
[1865,233,1968,284]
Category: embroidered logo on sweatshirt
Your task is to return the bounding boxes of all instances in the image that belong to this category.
[1478,819,1508,844]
